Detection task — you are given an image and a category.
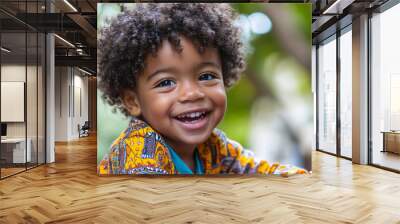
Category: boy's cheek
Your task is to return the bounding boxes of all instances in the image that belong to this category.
[213,89,227,121]
[215,88,228,108]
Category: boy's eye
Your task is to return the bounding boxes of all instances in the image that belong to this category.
[155,79,176,88]
[199,73,217,81]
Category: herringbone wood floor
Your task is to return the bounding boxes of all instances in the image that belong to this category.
[1,134,400,223]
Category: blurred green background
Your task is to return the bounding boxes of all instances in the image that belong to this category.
[97,3,312,170]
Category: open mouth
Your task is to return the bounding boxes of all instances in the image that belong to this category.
[174,111,209,123]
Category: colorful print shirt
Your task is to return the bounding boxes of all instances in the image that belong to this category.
[98,118,307,176]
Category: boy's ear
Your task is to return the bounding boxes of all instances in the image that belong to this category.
[122,90,141,117]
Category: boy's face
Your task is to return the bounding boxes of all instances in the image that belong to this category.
[124,36,227,151]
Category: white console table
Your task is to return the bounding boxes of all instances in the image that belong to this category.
[1,138,32,163]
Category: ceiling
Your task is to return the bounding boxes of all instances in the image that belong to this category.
[0,0,97,74]
[311,0,390,43]
[0,0,394,74]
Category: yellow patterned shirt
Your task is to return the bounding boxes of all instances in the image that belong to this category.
[98,118,306,176]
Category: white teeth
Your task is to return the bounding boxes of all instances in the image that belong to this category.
[177,111,206,119]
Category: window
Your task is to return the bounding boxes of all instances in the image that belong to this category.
[370,2,400,171]
[317,36,337,154]
[339,28,352,158]
[0,1,46,179]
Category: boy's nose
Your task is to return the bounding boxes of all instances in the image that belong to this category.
[178,81,205,103]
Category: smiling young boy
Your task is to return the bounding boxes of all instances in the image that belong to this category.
[98,3,306,176]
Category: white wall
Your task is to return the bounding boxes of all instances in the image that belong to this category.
[72,73,89,138]
[1,65,41,137]
[1,65,26,139]
[55,66,69,141]
[1,63,46,164]
[54,67,89,141]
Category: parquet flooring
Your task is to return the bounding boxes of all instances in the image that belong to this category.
[1,134,400,223]
[1,167,26,178]
[372,151,400,171]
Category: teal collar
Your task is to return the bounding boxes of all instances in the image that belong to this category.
[167,145,204,175]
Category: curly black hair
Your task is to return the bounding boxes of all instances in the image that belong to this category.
[98,3,246,116]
